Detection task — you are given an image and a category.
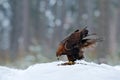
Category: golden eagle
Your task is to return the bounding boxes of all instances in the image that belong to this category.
[56,27,100,65]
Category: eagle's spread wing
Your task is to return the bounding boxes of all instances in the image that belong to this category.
[65,31,81,50]
[64,27,88,50]
[81,39,96,48]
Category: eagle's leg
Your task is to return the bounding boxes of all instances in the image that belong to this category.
[66,55,76,65]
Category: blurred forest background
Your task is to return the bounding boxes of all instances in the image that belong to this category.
[0,0,120,68]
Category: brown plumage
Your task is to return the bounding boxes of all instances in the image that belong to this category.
[56,27,99,65]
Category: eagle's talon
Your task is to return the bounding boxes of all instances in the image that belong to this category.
[58,61,75,65]
[68,61,75,65]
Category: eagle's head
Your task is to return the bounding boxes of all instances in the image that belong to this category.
[56,43,66,60]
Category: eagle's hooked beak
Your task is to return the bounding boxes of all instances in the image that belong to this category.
[57,56,60,61]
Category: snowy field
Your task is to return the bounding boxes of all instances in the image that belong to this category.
[0,60,120,80]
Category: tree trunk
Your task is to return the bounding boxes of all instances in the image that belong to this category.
[10,0,22,60]
[76,0,85,27]
[96,0,110,63]
[18,0,30,58]
[109,8,118,63]
[86,0,95,32]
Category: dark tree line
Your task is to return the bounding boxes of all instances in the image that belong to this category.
[0,0,120,68]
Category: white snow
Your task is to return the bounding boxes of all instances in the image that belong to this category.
[0,60,120,80]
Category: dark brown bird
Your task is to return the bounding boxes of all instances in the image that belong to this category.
[56,27,99,65]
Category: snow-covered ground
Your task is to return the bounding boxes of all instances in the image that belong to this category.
[0,60,120,80]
